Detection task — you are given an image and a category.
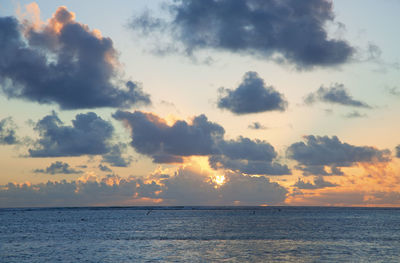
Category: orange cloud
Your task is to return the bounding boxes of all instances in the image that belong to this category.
[287,159,400,207]
[46,6,75,34]
[17,2,43,30]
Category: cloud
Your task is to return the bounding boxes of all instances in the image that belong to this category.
[29,111,114,157]
[365,43,382,62]
[344,111,367,119]
[218,172,288,204]
[209,136,290,175]
[101,143,132,167]
[218,136,277,161]
[0,6,150,109]
[304,83,371,108]
[0,117,18,145]
[291,190,400,206]
[248,122,267,130]
[157,166,288,205]
[396,145,400,158]
[385,86,400,97]
[217,72,287,114]
[0,174,160,207]
[113,110,225,163]
[98,164,112,172]
[157,167,218,204]
[296,164,344,177]
[357,43,399,72]
[33,161,83,174]
[287,136,391,172]
[367,191,400,205]
[0,165,288,207]
[113,111,289,174]
[294,176,338,190]
[132,0,354,68]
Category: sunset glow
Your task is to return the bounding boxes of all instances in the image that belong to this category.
[214,175,226,186]
[0,1,399,207]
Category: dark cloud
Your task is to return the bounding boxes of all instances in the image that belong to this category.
[0,117,18,145]
[385,86,400,97]
[209,155,290,175]
[113,110,225,163]
[248,122,267,130]
[396,145,400,158]
[366,43,382,62]
[217,72,287,114]
[29,112,114,157]
[132,0,354,68]
[287,135,391,169]
[296,164,344,177]
[101,144,132,167]
[0,7,150,109]
[99,164,112,172]
[344,111,367,119]
[304,83,371,108]
[218,136,277,161]
[209,136,290,175]
[34,161,83,174]
[152,154,183,164]
[294,176,338,190]
[113,111,289,173]
[359,43,399,72]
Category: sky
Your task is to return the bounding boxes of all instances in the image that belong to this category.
[0,0,400,207]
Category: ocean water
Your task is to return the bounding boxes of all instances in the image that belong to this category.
[1,207,400,262]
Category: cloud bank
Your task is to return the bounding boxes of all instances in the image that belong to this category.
[0,174,155,207]
[0,166,288,207]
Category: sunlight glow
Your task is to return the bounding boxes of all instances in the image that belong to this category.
[214,174,225,186]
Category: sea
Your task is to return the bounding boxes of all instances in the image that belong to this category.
[1,206,400,262]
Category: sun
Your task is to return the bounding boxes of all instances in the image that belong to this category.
[180,156,227,187]
[214,175,226,186]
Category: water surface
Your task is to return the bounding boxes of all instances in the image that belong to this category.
[1,206,399,262]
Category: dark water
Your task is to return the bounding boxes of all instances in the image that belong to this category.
[1,206,400,262]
